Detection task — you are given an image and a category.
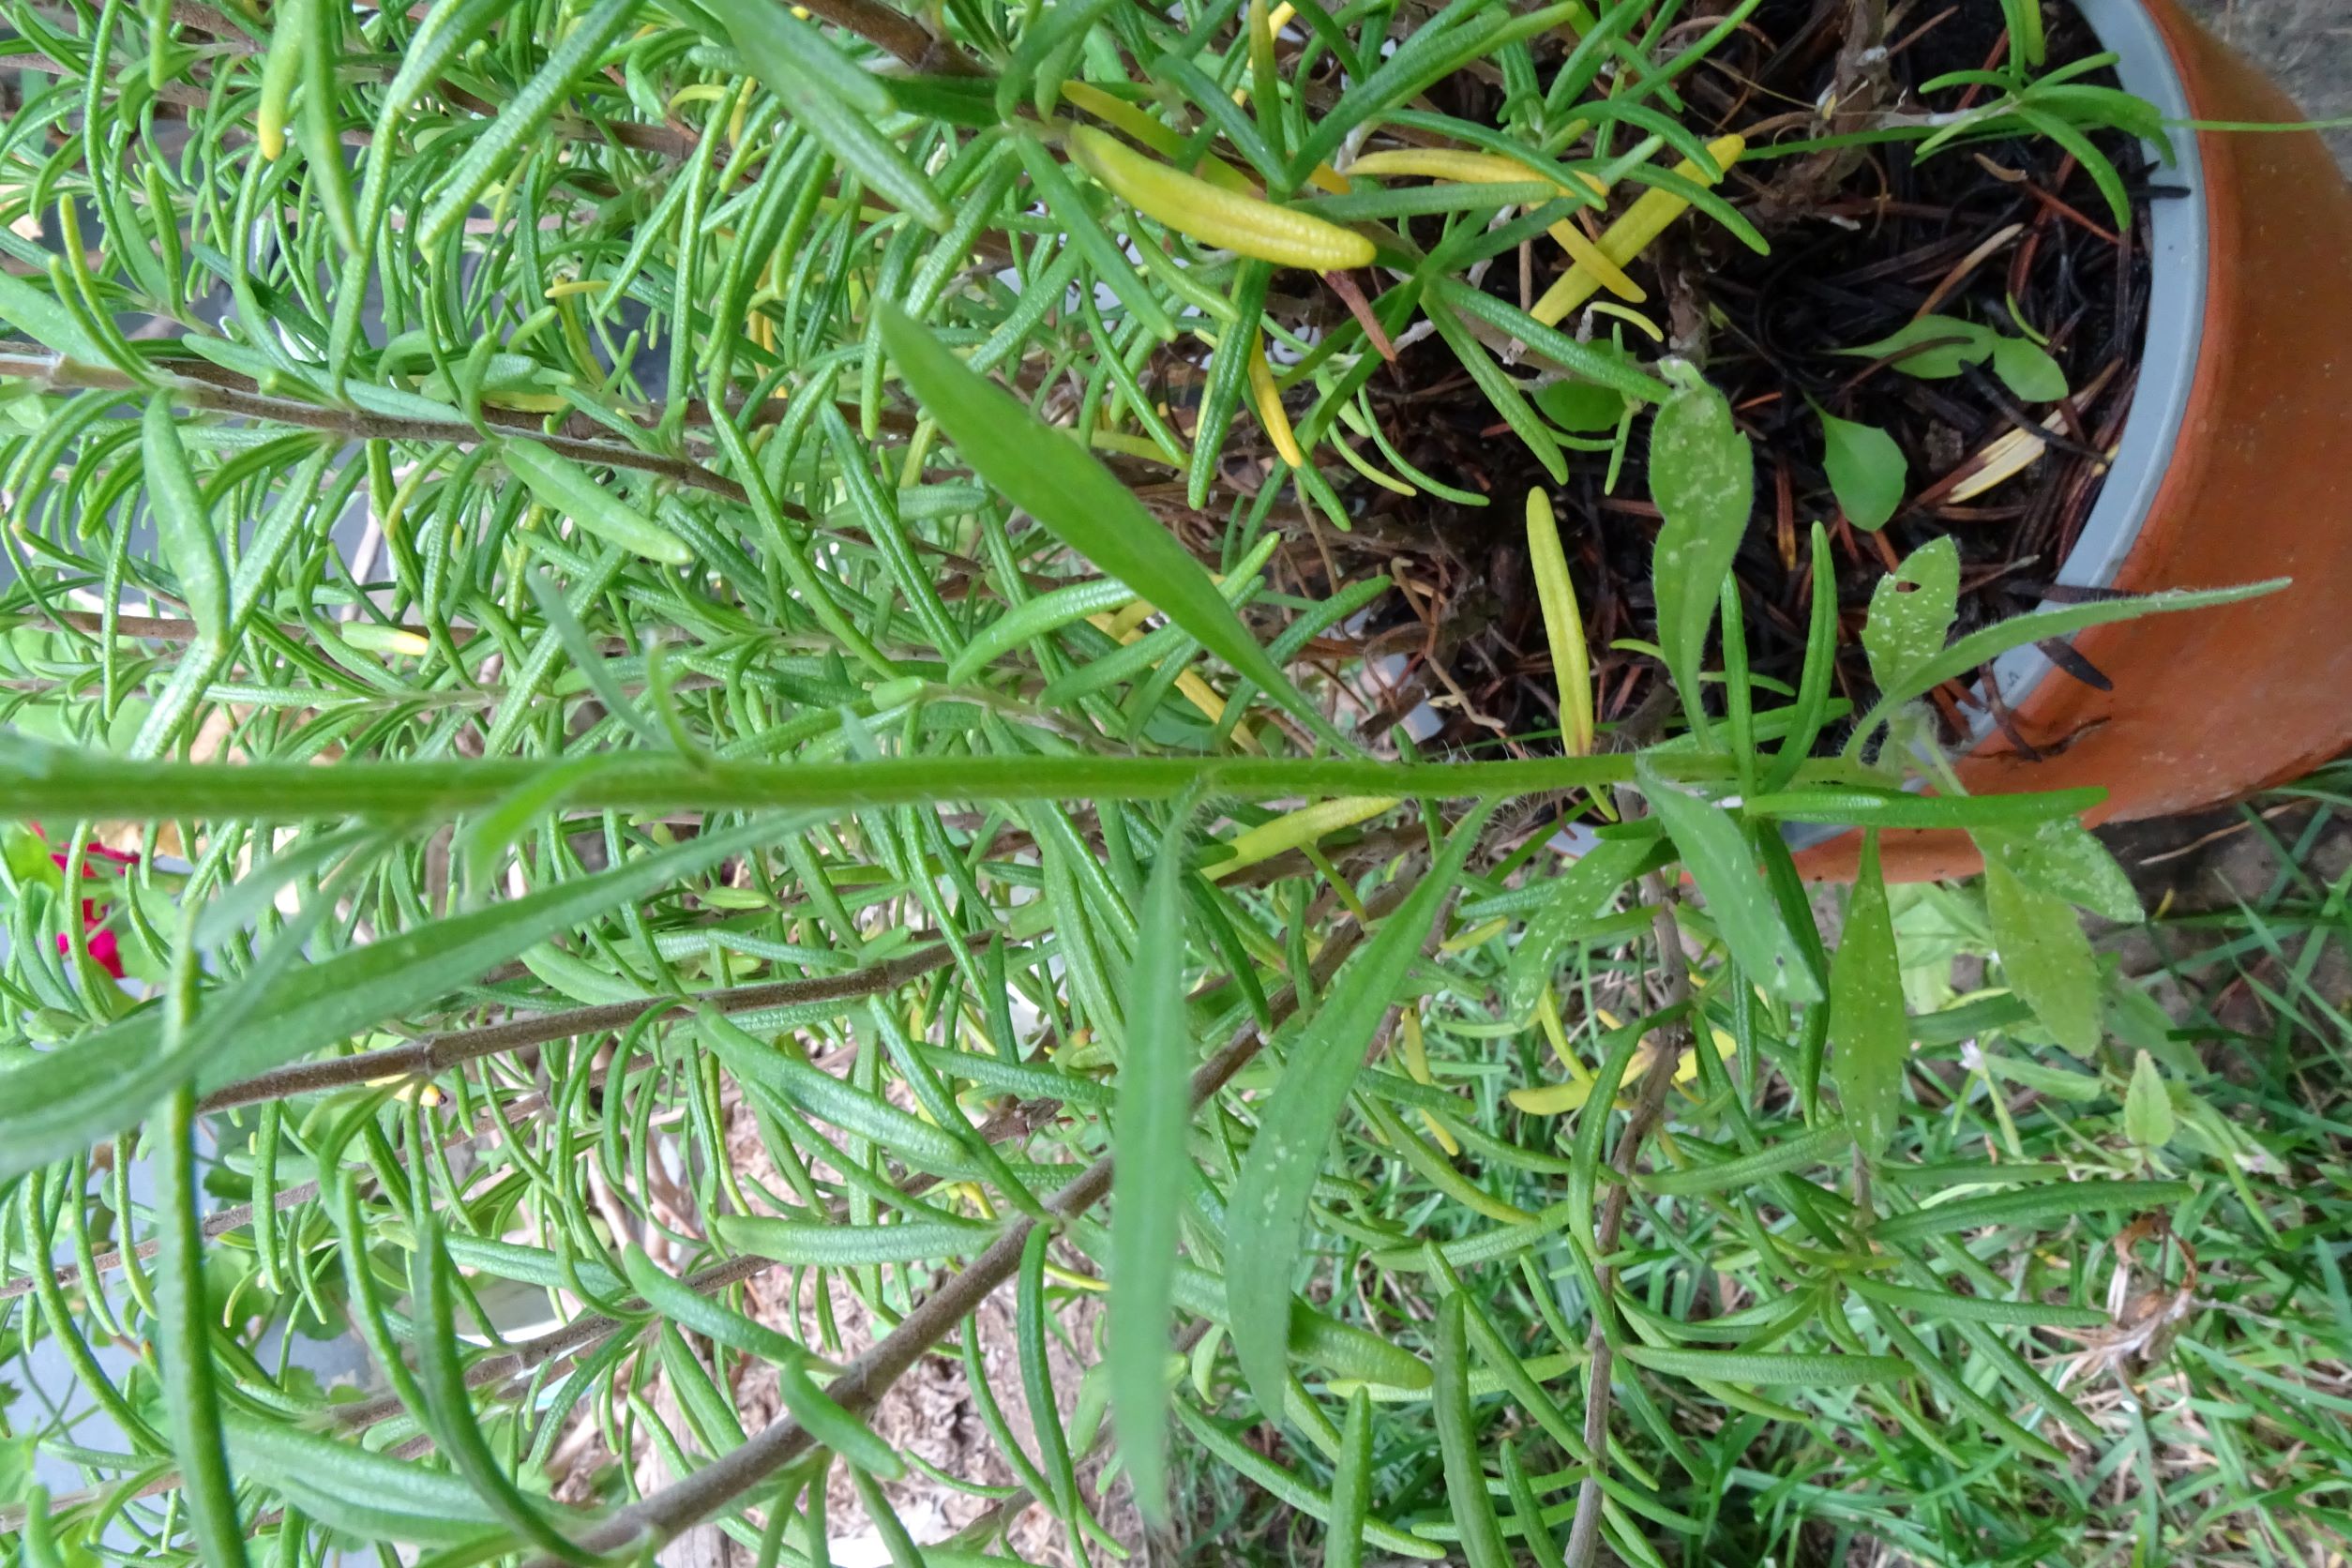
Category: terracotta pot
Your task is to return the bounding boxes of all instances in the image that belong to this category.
[1798,0,2352,883]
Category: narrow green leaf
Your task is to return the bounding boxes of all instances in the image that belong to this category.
[1830,834,1907,1162]
[1862,536,1959,698]
[0,270,109,361]
[0,819,785,1180]
[155,1088,249,1568]
[1421,293,1567,485]
[1846,1275,2108,1331]
[1429,276,1674,402]
[1328,1390,1375,1568]
[876,302,1339,745]
[1502,837,1651,1024]
[1649,372,1754,735]
[1434,1294,1512,1568]
[1871,1180,2194,1245]
[1172,1402,1444,1560]
[502,439,692,565]
[143,396,230,646]
[948,577,1138,686]
[1619,1346,1912,1386]
[1110,797,1201,1527]
[1501,1440,1567,1568]
[1638,761,1819,1003]
[1639,1122,1852,1196]
[1817,407,1906,531]
[778,1359,906,1479]
[1228,805,1493,1417]
[713,1214,992,1266]
[417,0,641,249]
[414,1220,596,1562]
[699,1007,979,1174]
[1984,856,2102,1055]
[618,1244,807,1365]
[1018,1224,1080,1518]
[221,1417,511,1546]
[1857,1300,2064,1464]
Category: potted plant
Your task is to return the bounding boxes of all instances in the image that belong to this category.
[0,0,2338,1563]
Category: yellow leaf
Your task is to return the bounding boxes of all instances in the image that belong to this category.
[1246,331,1307,468]
[1525,490,1594,756]
[1068,125,1374,270]
[1532,133,1746,327]
[1206,795,1396,880]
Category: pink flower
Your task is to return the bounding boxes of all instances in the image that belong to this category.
[37,829,141,982]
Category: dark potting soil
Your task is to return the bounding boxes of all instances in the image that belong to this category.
[1247,0,2160,762]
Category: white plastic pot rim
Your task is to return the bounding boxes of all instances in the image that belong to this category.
[1969,0,2208,732]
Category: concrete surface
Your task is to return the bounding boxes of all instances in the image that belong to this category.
[2179,0,2352,170]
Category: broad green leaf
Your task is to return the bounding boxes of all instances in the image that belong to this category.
[1433,1295,1511,1568]
[1638,760,1819,1003]
[1984,857,2102,1055]
[1817,407,1906,530]
[1840,315,1995,379]
[0,819,784,1181]
[1649,372,1754,733]
[1871,1179,2193,1244]
[713,1214,992,1266]
[1829,834,1907,1162]
[1535,368,1630,433]
[1620,1346,1912,1386]
[876,303,1340,746]
[502,440,691,565]
[1862,536,1959,698]
[1110,799,1201,1526]
[1228,805,1492,1418]
[1989,335,2069,401]
[2125,1049,2178,1149]
[1973,818,2142,924]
